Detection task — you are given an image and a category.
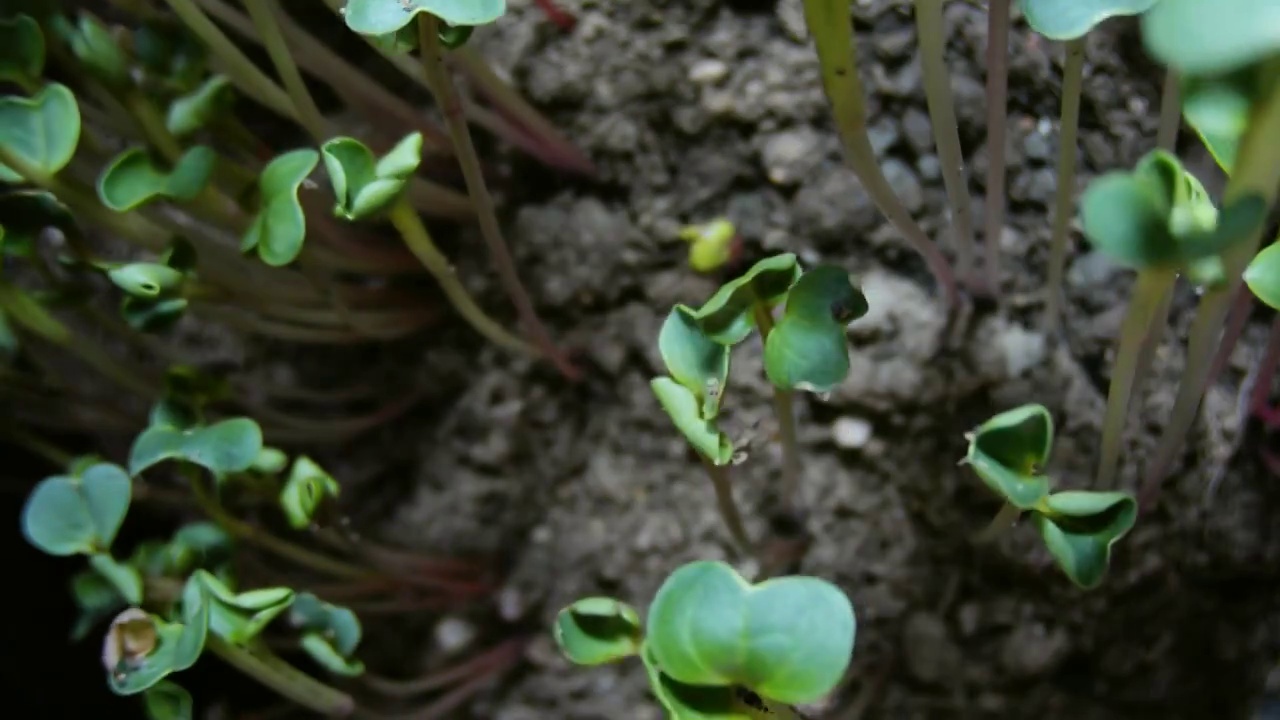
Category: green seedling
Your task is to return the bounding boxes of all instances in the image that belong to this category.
[129,417,264,478]
[321,133,422,220]
[763,265,868,394]
[678,218,739,274]
[290,592,366,676]
[342,0,507,35]
[166,75,234,137]
[963,405,1137,588]
[97,146,217,212]
[21,461,131,556]
[555,560,855,718]
[0,14,44,90]
[241,148,319,267]
[279,455,341,530]
[0,83,80,182]
[687,253,801,345]
[52,12,129,89]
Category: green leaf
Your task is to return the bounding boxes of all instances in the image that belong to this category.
[650,377,734,465]
[0,83,80,181]
[135,20,207,92]
[107,263,186,299]
[1079,161,1177,269]
[963,404,1054,510]
[300,633,366,676]
[321,134,422,220]
[1143,0,1280,76]
[0,14,45,86]
[242,149,318,267]
[437,21,475,49]
[289,592,362,657]
[89,553,144,604]
[252,446,289,475]
[143,680,193,720]
[278,455,340,530]
[1181,71,1254,175]
[174,574,211,670]
[97,146,216,212]
[129,417,264,477]
[764,266,866,393]
[122,296,188,333]
[166,75,234,137]
[690,254,802,345]
[1021,0,1159,41]
[342,0,507,35]
[680,218,737,273]
[658,305,730,419]
[1033,491,1137,589]
[646,561,855,705]
[641,644,805,720]
[59,13,130,87]
[1246,242,1280,310]
[21,463,131,556]
[553,597,643,666]
[194,570,294,644]
[167,521,233,574]
[105,610,176,695]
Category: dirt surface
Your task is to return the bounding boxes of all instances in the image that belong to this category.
[298,1,1280,718]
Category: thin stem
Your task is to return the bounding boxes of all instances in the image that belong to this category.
[417,16,578,379]
[1206,284,1253,393]
[122,90,185,163]
[699,456,753,555]
[801,0,959,311]
[360,638,526,698]
[205,635,355,717]
[1094,267,1177,489]
[387,198,536,356]
[1140,58,1280,510]
[971,502,1021,544]
[981,0,1011,296]
[752,304,801,514]
[1250,314,1280,417]
[1156,69,1182,151]
[241,0,327,139]
[915,0,976,286]
[1043,38,1085,335]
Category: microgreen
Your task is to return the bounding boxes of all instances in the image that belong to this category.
[241,149,319,267]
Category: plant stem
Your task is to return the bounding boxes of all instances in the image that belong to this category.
[1139,59,1280,510]
[1206,285,1253,394]
[1043,38,1085,335]
[971,502,1020,543]
[1250,313,1280,417]
[752,304,801,514]
[122,90,185,164]
[699,456,754,556]
[360,638,525,697]
[1156,70,1181,151]
[241,0,327,140]
[205,635,355,717]
[914,0,976,287]
[981,0,1011,297]
[387,198,536,356]
[801,0,959,311]
[1094,267,1177,488]
[417,15,578,379]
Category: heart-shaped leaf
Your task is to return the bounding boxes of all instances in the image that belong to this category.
[97,146,216,212]
[554,597,643,666]
[0,83,80,181]
[107,263,186,299]
[320,133,422,220]
[55,13,129,88]
[89,553,144,605]
[166,75,234,137]
[963,405,1054,510]
[289,592,362,657]
[680,218,737,273]
[129,417,264,477]
[1033,491,1137,589]
[0,14,45,86]
[279,455,340,530]
[242,149,318,267]
[764,265,867,393]
[646,561,855,705]
[194,570,294,644]
[21,462,131,556]
[1021,0,1160,40]
[1245,242,1280,310]
[690,254,802,345]
[342,0,507,35]
[650,377,734,466]
[641,643,807,719]
[71,568,129,641]
[658,305,730,419]
[1143,0,1280,76]
[143,680,193,720]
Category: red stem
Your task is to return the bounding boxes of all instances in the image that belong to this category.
[532,0,576,31]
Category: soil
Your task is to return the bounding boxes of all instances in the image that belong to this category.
[268,1,1280,718]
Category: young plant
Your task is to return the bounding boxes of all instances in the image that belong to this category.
[554,560,856,718]
[963,405,1137,589]
[651,255,867,555]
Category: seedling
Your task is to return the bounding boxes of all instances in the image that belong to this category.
[554,560,856,718]
[679,218,741,274]
[963,405,1137,588]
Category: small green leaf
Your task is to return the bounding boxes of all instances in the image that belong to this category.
[646,561,856,705]
[553,597,643,666]
[1079,162,1177,269]
[135,20,207,92]
[437,21,475,49]
[1181,70,1254,175]
[21,463,131,556]
[764,266,867,393]
[964,404,1054,509]
[691,254,802,345]
[174,574,211,669]
[58,13,130,87]
[252,446,289,475]
[300,633,366,676]
[680,218,737,273]
[1021,0,1159,41]
[143,680,193,720]
[0,14,45,86]
[168,521,233,574]
[658,305,730,418]
[1033,491,1137,589]
[289,592,362,657]
[1246,242,1280,310]
[278,455,340,530]
[321,134,422,220]
[194,570,294,644]
[650,377,734,465]
[97,146,216,212]
[122,296,188,333]
[89,553,144,605]
[1143,0,1280,76]
[342,0,507,35]
[129,417,264,477]
[107,263,186,299]
[641,644,805,719]
[0,83,81,181]
[166,75,234,137]
[242,149,319,267]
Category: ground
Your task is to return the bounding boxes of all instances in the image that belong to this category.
[286,1,1280,718]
